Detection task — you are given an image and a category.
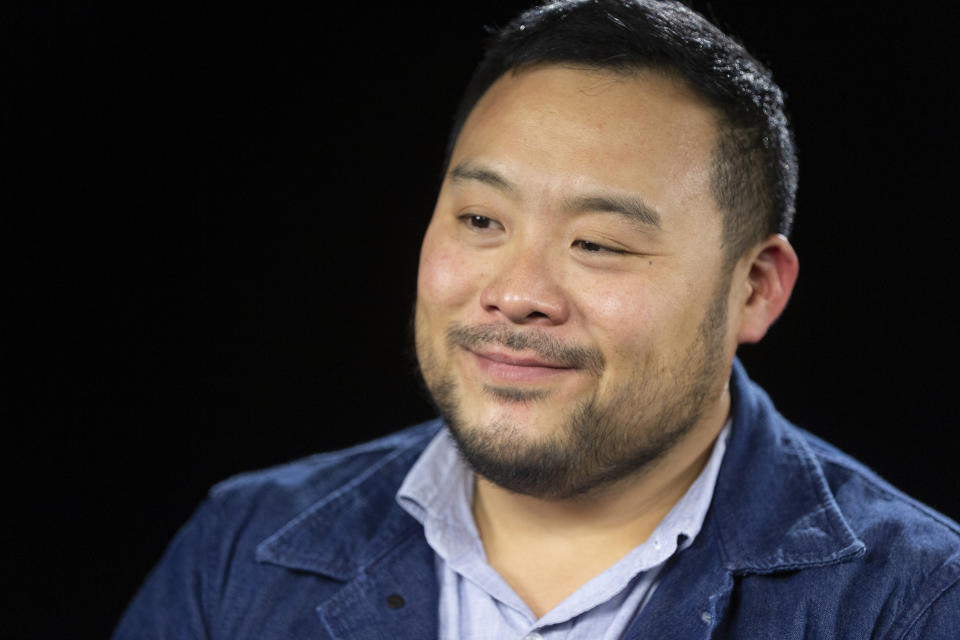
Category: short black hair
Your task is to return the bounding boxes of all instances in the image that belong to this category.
[444,0,797,263]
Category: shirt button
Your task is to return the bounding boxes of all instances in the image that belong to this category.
[523,634,543,640]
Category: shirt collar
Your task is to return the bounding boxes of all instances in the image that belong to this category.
[396,429,483,566]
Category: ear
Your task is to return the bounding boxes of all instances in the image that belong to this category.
[735,234,799,344]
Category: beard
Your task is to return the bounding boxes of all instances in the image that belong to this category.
[415,285,730,501]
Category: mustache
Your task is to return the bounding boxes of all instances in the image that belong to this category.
[446,323,605,375]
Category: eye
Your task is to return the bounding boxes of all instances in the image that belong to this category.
[572,239,626,255]
[459,214,503,231]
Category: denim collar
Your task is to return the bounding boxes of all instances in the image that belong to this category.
[714,359,865,574]
[254,431,438,579]
[255,359,866,580]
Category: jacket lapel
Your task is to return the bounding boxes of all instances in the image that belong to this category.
[255,423,442,639]
[312,514,439,640]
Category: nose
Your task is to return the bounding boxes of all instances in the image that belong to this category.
[479,245,570,326]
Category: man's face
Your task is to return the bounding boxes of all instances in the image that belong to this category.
[415,66,738,499]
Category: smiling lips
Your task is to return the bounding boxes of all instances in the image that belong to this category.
[468,348,576,382]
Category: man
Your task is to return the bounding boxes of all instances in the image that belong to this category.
[114,1,960,638]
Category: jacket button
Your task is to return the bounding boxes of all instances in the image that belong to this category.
[386,594,406,609]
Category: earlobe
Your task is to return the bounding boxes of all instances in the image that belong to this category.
[736,234,799,344]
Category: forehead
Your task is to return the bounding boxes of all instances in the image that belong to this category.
[449,65,723,236]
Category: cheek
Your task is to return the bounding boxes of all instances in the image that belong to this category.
[576,277,656,337]
[417,221,481,313]
[573,275,690,357]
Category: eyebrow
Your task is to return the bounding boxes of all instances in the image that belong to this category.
[448,161,662,230]
[567,194,662,230]
[449,163,518,195]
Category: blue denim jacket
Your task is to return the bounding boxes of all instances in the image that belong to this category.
[114,360,960,639]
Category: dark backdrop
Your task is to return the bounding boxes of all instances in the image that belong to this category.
[8,1,958,637]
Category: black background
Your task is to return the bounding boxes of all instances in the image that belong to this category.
[8,1,959,637]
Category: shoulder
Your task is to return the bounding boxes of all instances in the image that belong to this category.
[722,364,960,637]
[789,423,960,638]
[113,421,443,638]
[797,424,960,555]
[732,363,958,562]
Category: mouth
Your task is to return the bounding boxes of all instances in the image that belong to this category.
[467,348,576,383]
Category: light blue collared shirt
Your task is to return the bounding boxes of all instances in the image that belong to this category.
[397,421,731,640]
